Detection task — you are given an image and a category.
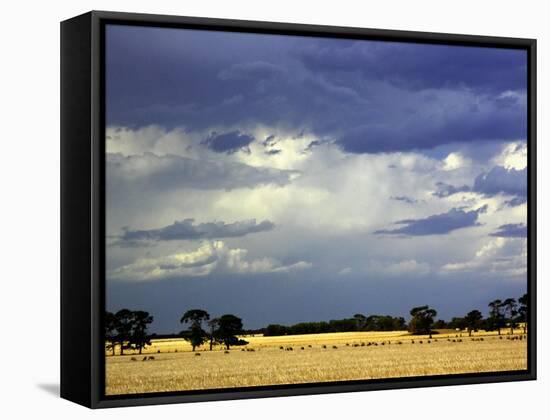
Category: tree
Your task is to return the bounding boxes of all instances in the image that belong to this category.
[130,310,153,354]
[207,318,220,351]
[502,298,518,334]
[518,293,528,333]
[448,317,467,331]
[433,319,448,329]
[487,299,504,335]
[409,305,437,338]
[114,309,135,355]
[180,309,210,351]
[105,311,117,356]
[353,314,367,330]
[215,314,243,349]
[464,310,483,336]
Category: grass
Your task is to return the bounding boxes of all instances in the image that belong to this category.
[105,329,527,395]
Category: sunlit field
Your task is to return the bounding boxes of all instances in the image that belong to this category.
[105,329,527,395]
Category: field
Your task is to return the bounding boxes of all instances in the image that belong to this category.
[105,330,527,395]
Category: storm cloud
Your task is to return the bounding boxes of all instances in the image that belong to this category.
[118,218,275,244]
[490,223,527,238]
[391,196,419,204]
[375,206,488,236]
[432,182,471,198]
[202,131,255,154]
[473,165,527,197]
[106,25,527,154]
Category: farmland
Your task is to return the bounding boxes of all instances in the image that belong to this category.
[105,329,527,395]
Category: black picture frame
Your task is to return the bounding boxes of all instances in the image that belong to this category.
[61,10,537,409]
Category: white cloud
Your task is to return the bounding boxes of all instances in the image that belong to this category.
[109,241,312,281]
[492,141,527,170]
[105,125,527,289]
[441,237,527,277]
[442,152,471,171]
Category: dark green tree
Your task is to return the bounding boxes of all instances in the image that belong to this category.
[502,298,518,334]
[216,314,243,349]
[353,314,367,330]
[114,309,135,355]
[207,318,220,351]
[487,299,505,335]
[433,319,447,329]
[180,309,210,351]
[130,310,153,354]
[518,293,528,333]
[448,317,467,331]
[105,311,117,356]
[408,305,437,338]
[464,310,483,336]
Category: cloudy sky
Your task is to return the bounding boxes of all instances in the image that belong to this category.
[105,24,528,332]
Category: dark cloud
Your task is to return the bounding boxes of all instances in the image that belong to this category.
[299,41,526,93]
[107,152,299,191]
[336,94,525,153]
[262,135,277,147]
[119,218,275,244]
[473,165,527,197]
[432,166,527,207]
[202,131,255,154]
[375,206,487,236]
[106,25,527,154]
[432,182,471,198]
[305,140,322,152]
[218,61,286,81]
[490,223,527,238]
[503,196,527,207]
[390,196,419,204]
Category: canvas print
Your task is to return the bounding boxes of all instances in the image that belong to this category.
[104,24,529,396]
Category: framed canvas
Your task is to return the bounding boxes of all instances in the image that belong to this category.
[60,11,536,408]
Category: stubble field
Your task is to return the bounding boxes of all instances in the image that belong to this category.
[105,330,527,395]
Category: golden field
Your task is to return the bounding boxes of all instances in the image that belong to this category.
[105,330,527,395]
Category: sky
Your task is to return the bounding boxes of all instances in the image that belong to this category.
[105,24,528,333]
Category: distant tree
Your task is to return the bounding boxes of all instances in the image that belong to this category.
[464,310,483,336]
[105,311,117,356]
[353,314,367,330]
[180,309,210,351]
[448,317,467,331]
[216,314,243,349]
[130,310,153,354]
[487,300,505,335]
[328,318,358,332]
[114,309,135,355]
[391,316,407,331]
[409,306,437,338]
[264,324,289,336]
[433,319,447,329]
[518,293,528,333]
[502,298,518,334]
[207,318,220,351]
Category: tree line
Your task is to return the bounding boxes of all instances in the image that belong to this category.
[443,295,529,336]
[105,293,528,354]
[264,314,406,336]
[263,294,528,339]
